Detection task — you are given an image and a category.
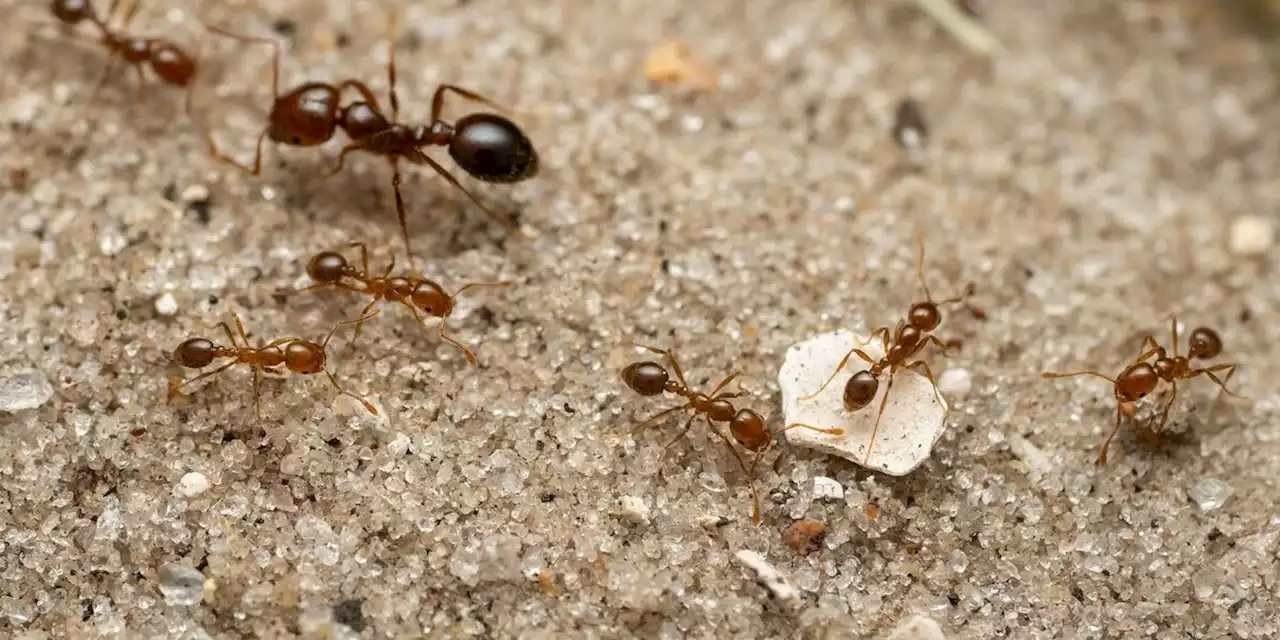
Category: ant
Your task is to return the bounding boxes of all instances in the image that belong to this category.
[168,312,379,419]
[301,242,511,367]
[787,234,973,465]
[50,0,199,112]
[1042,317,1242,465]
[202,12,539,269]
[620,345,842,525]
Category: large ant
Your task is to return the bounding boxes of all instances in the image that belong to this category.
[202,13,539,268]
[787,234,972,465]
[50,0,199,111]
[168,312,379,418]
[301,243,511,367]
[620,345,842,525]
[1042,317,1242,465]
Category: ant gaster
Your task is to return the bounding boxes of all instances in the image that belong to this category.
[203,13,539,269]
[620,345,842,525]
[788,234,973,464]
[168,312,379,418]
[302,242,511,367]
[50,0,199,111]
[1042,317,1242,465]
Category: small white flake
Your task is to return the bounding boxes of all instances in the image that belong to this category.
[735,550,801,609]
[812,476,844,502]
[619,496,651,524]
[1189,477,1232,512]
[886,613,947,639]
[937,368,972,399]
[178,472,211,497]
[155,292,179,316]
[1228,215,1274,256]
[181,184,210,203]
[0,369,54,413]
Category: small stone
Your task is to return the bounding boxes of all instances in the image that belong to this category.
[779,330,948,475]
[0,369,54,413]
[157,564,207,606]
[332,599,366,633]
[1228,215,1274,256]
[811,476,844,501]
[155,292,179,316]
[181,184,210,203]
[936,368,972,399]
[735,550,801,609]
[783,520,826,555]
[1008,435,1053,475]
[177,472,211,497]
[643,41,717,91]
[1188,477,1232,512]
[618,496,651,524]
[886,613,947,639]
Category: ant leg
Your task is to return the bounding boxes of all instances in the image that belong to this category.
[706,421,762,526]
[863,370,897,464]
[903,359,944,408]
[634,345,690,390]
[658,412,699,455]
[780,422,845,436]
[1152,380,1178,437]
[320,309,382,350]
[205,126,267,176]
[214,321,239,348]
[324,142,365,179]
[430,84,511,122]
[381,252,397,279]
[938,282,977,306]
[323,369,378,415]
[1096,404,1125,466]
[915,232,933,302]
[1133,336,1162,363]
[925,334,956,358]
[855,326,891,348]
[1196,363,1247,400]
[389,160,421,274]
[1041,370,1118,385]
[122,0,140,28]
[251,366,262,420]
[453,280,514,299]
[798,348,877,402]
[202,26,280,176]
[1169,316,1179,357]
[708,372,740,398]
[167,360,238,402]
[349,297,382,343]
[233,314,251,346]
[406,149,530,238]
[385,10,400,121]
[628,402,692,438]
[343,241,372,276]
[87,57,121,107]
[438,320,479,368]
[336,80,382,114]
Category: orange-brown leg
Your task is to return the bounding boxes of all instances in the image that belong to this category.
[706,420,762,526]
[430,84,510,122]
[862,370,897,464]
[798,347,877,402]
[1097,403,1126,466]
[202,25,281,176]
[635,344,690,390]
[904,359,944,409]
[629,402,692,438]
[323,368,378,415]
[168,360,238,403]
[406,148,529,238]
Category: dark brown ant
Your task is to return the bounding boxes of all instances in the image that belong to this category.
[787,234,972,465]
[301,242,511,367]
[1042,317,1243,465]
[202,13,538,269]
[168,312,379,419]
[50,0,199,111]
[620,345,842,525]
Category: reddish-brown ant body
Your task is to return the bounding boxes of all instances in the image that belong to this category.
[168,312,378,418]
[620,345,842,525]
[789,234,972,464]
[203,14,538,268]
[50,0,199,110]
[301,243,511,367]
[1042,317,1242,465]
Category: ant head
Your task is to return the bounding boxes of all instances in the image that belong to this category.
[908,301,941,331]
[173,338,216,368]
[1116,362,1159,402]
[410,282,453,318]
[729,409,770,452]
[449,113,539,184]
[843,370,880,411]
[268,84,341,146]
[1187,327,1223,360]
[52,0,93,25]
[621,361,669,396]
[283,341,325,374]
[307,251,350,284]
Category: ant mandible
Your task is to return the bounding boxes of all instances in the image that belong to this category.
[301,242,511,367]
[168,311,379,418]
[787,234,973,465]
[50,0,199,112]
[202,12,539,269]
[620,345,842,525]
[1042,317,1243,465]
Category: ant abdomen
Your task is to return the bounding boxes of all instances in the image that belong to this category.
[621,361,669,396]
[270,84,342,145]
[843,371,880,411]
[449,113,539,183]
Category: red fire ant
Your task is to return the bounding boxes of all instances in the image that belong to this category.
[168,312,379,418]
[301,243,511,367]
[202,13,538,269]
[50,0,199,111]
[620,345,842,524]
[1042,317,1243,465]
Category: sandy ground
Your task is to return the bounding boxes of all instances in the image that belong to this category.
[1,0,1278,638]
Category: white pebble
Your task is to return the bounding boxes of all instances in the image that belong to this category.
[155,292,179,316]
[886,613,947,639]
[0,369,54,413]
[1228,215,1274,256]
[181,184,210,203]
[177,472,211,497]
[812,476,845,502]
[157,563,207,606]
[936,368,972,399]
[735,550,801,609]
[1188,477,1232,512]
[618,496,651,524]
[778,330,948,475]
[1008,435,1053,476]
